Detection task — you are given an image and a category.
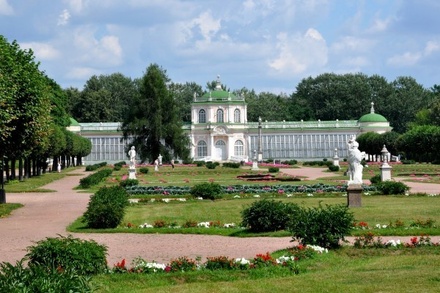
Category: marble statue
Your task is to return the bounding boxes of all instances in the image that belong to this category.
[128,146,136,168]
[347,136,365,185]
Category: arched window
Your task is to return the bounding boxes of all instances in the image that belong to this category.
[234,140,244,156]
[217,109,224,123]
[234,109,240,123]
[199,109,206,123]
[197,140,207,157]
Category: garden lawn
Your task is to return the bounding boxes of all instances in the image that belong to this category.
[90,246,440,293]
[69,195,440,236]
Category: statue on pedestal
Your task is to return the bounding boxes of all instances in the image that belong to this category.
[347,136,365,185]
[128,146,137,179]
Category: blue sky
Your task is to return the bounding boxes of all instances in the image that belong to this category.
[1,0,440,94]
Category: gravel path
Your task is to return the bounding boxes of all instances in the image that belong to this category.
[0,167,438,267]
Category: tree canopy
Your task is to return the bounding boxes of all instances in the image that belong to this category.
[121,64,190,163]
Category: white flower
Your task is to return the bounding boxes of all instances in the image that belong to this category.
[233,195,241,199]
[235,258,250,265]
[386,239,401,247]
[307,245,328,254]
[197,222,210,228]
[129,198,139,203]
[382,224,388,229]
[307,193,313,197]
[276,255,295,264]
[375,224,381,229]
[286,194,293,197]
[150,199,155,202]
[253,194,260,198]
[364,192,370,196]
[162,198,170,203]
[139,223,153,228]
[178,198,186,202]
[197,197,204,200]
[223,223,236,228]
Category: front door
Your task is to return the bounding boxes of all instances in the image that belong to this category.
[215,140,227,161]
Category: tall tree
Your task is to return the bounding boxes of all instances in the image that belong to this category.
[121,64,189,163]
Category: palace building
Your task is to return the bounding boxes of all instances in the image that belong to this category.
[73,77,392,165]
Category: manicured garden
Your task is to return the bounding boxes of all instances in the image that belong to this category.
[1,162,440,292]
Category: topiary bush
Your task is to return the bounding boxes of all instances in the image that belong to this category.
[119,178,139,187]
[328,165,339,172]
[375,181,409,195]
[288,204,354,249]
[26,235,107,275]
[241,199,300,232]
[139,167,149,174]
[85,162,107,171]
[82,186,129,228]
[190,182,223,200]
[268,167,279,173]
[222,162,241,168]
[205,162,218,169]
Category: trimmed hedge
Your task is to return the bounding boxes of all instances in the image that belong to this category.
[83,186,129,229]
[85,162,107,171]
[79,168,113,189]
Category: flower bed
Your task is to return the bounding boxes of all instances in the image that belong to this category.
[125,183,377,196]
[110,246,327,274]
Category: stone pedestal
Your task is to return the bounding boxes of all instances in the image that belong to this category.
[347,184,362,207]
[128,167,136,179]
[251,161,259,171]
[380,163,392,181]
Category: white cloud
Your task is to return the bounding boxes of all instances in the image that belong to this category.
[366,17,393,33]
[269,28,328,75]
[387,51,422,66]
[387,40,440,67]
[190,11,221,42]
[66,66,101,80]
[331,36,375,53]
[57,9,71,26]
[65,0,86,14]
[20,42,60,60]
[73,28,123,66]
[0,0,13,15]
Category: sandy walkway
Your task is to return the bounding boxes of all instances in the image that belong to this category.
[0,167,438,267]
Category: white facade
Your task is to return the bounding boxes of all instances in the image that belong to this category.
[74,79,392,164]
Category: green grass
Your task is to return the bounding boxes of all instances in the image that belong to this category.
[68,195,440,236]
[90,246,440,293]
[4,166,82,193]
[0,203,23,218]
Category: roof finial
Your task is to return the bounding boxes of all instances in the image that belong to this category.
[370,102,375,114]
[215,75,222,90]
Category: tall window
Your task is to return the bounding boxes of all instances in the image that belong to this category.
[234,140,244,156]
[197,140,207,157]
[199,109,206,123]
[234,109,240,123]
[217,109,224,123]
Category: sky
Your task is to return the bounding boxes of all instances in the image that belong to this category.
[1,0,440,94]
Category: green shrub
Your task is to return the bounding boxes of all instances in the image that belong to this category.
[223,162,241,168]
[268,167,279,173]
[206,162,217,169]
[401,159,415,164]
[119,178,139,187]
[288,204,354,249]
[83,186,129,228]
[282,159,298,165]
[0,260,94,292]
[85,162,107,171]
[139,167,149,174]
[190,182,223,200]
[375,181,409,195]
[26,235,107,275]
[241,199,300,232]
[369,174,381,184]
[194,161,205,167]
[328,165,339,172]
[79,168,113,188]
[113,164,122,171]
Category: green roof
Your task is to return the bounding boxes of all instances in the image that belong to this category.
[358,113,388,123]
